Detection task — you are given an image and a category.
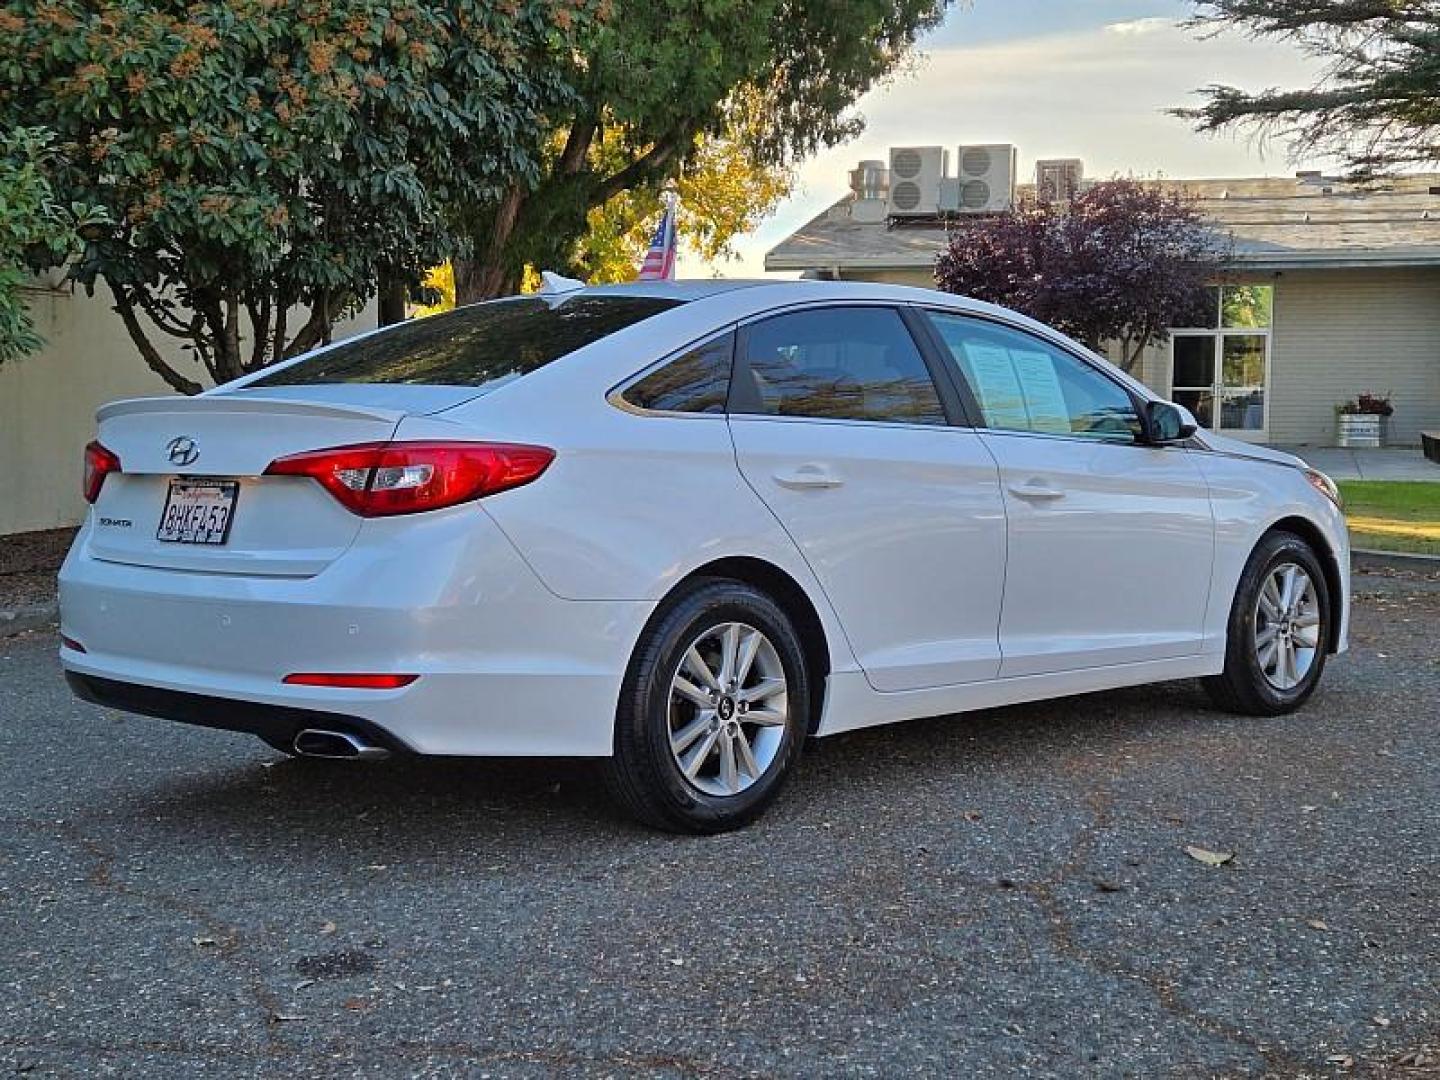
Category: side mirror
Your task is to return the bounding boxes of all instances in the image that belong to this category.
[1144,400,1198,445]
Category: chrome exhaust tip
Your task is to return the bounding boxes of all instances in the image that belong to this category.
[292,728,390,761]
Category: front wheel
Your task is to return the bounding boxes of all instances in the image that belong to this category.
[1204,531,1332,716]
[603,579,810,833]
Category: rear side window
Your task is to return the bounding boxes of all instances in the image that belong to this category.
[251,295,682,389]
[621,333,733,414]
[736,307,946,425]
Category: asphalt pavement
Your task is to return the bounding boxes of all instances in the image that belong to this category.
[2,569,1437,1078]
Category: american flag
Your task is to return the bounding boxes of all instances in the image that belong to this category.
[636,202,677,281]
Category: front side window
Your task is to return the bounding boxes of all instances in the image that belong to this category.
[736,307,946,425]
[926,312,1142,442]
[620,334,733,414]
[251,295,683,390]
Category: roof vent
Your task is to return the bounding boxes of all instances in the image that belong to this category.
[1429,185,1440,196]
[848,160,889,202]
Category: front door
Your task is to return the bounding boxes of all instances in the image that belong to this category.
[728,305,1008,692]
[1168,284,1273,441]
[921,310,1215,677]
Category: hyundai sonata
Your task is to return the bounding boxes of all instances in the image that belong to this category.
[61,279,1348,832]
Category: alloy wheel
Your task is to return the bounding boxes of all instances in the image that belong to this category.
[1253,562,1321,691]
[667,622,789,797]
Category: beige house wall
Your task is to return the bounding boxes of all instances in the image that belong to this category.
[1,285,373,536]
[1266,268,1440,446]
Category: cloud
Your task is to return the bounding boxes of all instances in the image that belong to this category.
[1105,17,1174,36]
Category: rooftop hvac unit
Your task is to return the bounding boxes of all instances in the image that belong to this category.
[1037,158,1084,203]
[887,146,947,216]
[944,144,1017,213]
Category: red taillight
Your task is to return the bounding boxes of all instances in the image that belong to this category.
[282,673,419,689]
[263,440,554,517]
[83,440,122,504]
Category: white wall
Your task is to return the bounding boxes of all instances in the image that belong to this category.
[1,284,373,536]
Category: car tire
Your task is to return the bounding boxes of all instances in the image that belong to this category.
[603,578,810,834]
[1204,530,1331,716]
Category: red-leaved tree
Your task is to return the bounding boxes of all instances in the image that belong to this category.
[934,179,1227,373]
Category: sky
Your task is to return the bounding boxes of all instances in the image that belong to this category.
[678,0,1328,278]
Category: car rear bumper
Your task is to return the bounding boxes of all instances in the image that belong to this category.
[59,508,653,756]
[65,670,415,755]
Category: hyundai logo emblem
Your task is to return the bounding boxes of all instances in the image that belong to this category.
[166,436,200,467]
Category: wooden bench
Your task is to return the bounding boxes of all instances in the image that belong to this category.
[1423,431,1440,465]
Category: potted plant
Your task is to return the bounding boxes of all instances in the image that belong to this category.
[1335,393,1394,448]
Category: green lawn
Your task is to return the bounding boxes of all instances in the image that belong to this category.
[1336,480,1440,557]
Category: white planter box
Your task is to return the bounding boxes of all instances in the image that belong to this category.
[1336,413,1383,448]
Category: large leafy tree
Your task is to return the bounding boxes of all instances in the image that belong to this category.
[452,0,949,303]
[0,0,600,393]
[934,179,1226,373]
[0,127,108,364]
[1178,1,1440,172]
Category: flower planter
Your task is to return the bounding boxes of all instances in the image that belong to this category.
[1336,413,1383,448]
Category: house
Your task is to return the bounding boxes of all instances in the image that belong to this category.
[765,150,1440,448]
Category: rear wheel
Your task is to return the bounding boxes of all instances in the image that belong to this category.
[1204,531,1331,716]
[604,579,810,833]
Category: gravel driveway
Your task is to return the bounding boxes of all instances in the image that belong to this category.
[2,569,1437,1078]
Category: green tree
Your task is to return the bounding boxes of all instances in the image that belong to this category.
[0,127,107,364]
[1178,1,1440,173]
[0,0,600,392]
[578,105,794,282]
[452,0,949,303]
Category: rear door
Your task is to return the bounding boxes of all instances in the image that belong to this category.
[727,304,1007,691]
[920,310,1214,677]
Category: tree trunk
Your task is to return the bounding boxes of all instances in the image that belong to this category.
[453,186,526,306]
[377,270,407,326]
[106,281,205,395]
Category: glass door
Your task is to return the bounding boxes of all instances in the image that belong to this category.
[1168,285,1272,439]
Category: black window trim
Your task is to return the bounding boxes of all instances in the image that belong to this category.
[728,301,967,430]
[913,304,1171,450]
[607,327,738,419]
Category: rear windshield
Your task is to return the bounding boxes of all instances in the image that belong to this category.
[250,295,683,389]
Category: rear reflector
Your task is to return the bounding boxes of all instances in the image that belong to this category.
[83,441,122,504]
[61,635,87,653]
[283,673,419,689]
[263,440,554,517]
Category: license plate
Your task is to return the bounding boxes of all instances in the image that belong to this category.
[157,478,239,545]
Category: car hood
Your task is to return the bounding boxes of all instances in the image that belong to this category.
[1194,431,1307,470]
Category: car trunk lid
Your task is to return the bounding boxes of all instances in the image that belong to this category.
[88,394,408,576]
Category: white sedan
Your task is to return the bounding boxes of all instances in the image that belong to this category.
[60,280,1348,832]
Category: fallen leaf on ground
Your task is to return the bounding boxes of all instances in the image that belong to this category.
[1373,1017,1391,1028]
[1326,1053,1354,1068]
[1308,919,1330,932]
[1185,845,1235,867]
[319,921,337,935]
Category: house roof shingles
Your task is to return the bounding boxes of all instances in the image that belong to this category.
[764,173,1440,274]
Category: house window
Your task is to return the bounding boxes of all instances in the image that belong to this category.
[1169,285,1272,436]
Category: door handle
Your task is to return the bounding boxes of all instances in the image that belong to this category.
[1007,480,1065,501]
[773,463,844,490]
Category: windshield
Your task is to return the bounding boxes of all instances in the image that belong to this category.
[250,295,683,390]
